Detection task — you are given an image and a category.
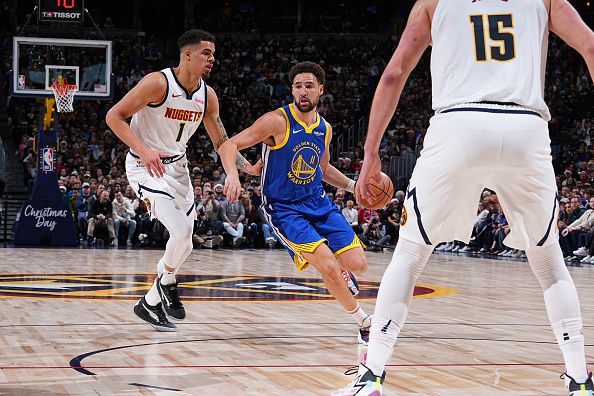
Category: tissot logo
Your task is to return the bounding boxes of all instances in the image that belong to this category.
[0,274,456,301]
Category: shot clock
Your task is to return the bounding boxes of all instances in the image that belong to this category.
[38,0,84,23]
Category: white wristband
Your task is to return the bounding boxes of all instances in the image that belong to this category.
[346,179,356,193]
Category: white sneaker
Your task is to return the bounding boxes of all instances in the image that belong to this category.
[444,242,454,252]
[581,255,592,263]
[331,363,385,396]
[563,372,594,395]
[503,250,514,257]
[587,256,594,263]
[573,247,589,257]
[435,243,447,251]
[498,250,509,256]
[265,237,277,248]
[451,245,460,252]
[459,245,472,252]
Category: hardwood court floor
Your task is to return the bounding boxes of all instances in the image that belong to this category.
[0,247,593,395]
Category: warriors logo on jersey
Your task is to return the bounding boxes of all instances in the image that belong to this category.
[289,141,321,185]
[261,103,328,204]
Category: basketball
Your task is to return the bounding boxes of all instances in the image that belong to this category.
[357,172,394,210]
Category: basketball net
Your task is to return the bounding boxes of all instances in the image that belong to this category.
[51,76,77,113]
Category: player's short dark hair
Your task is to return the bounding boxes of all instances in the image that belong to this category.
[288,61,325,86]
[178,29,215,50]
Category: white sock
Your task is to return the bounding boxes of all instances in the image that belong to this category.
[526,244,589,382]
[359,316,400,377]
[553,318,588,383]
[157,257,165,276]
[160,270,176,286]
[152,197,194,277]
[364,238,434,376]
[347,303,369,327]
[144,279,161,306]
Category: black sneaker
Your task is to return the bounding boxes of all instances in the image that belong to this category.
[133,297,176,332]
[156,275,186,319]
[563,372,594,395]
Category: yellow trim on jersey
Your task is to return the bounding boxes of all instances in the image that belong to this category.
[270,107,291,150]
[334,235,365,257]
[287,238,327,254]
[289,103,321,134]
[287,238,327,271]
[324,120,331,148]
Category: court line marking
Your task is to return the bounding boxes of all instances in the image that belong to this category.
[0,362,582,370]
[2,321,594,328]
[129,382,181,391]
[62,334,594,376]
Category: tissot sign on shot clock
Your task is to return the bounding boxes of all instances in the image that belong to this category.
[38,0,84,23]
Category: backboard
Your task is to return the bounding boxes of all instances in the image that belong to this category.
[11,36,113,100]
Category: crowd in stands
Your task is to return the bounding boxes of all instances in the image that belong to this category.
[2,12,594,259]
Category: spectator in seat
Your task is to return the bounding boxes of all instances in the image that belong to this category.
[358,206,374,234]
[192,209,223,248]
[562,196,594,258]
[203,189,225,237]
[214,183,228,205]
[342,200,360,234]
[256,206,277,248]
[76,182,93,241]
[562,195,587,256]
[241,193,259,248]
[378,198,401,246]
[87,190,116,246]
[221,198,245,247]
[113,190,137,246]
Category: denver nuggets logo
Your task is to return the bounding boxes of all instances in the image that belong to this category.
[0,274,456,301]
[288,141,321,185]
[400,206,408,226]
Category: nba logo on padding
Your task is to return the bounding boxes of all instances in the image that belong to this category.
[42,147,54,172]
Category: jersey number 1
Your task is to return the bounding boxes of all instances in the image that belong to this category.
[470,14,515,62]
[176,123,185,142]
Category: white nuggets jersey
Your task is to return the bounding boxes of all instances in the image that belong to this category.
[130,67,207,156]
[431,0,551,120]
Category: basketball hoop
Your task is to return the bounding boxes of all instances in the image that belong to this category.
[51,82,78,113]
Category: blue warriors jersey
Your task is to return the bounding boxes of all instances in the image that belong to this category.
[259,103,364,270]
[261,103,330,204]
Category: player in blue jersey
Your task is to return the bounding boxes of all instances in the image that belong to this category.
[219,61,372,344]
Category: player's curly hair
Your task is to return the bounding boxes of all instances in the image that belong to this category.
[178,29,215,50]
[288,61,325,86]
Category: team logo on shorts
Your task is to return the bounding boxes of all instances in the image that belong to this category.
[400,206,408,226]
[144,198,151,212]
[0,274,456,301]
[289,141,321,185]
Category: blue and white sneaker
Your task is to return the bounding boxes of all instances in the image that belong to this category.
[563,372,594,396]
[341,269,360,296]
[331,363,384,396]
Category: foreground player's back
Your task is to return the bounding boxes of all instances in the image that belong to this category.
[431,0,551,120]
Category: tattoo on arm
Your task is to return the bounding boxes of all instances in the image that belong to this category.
[214,116,250,172]
[235,154,249,171]
[214,116,229,149]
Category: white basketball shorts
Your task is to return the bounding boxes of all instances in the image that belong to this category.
[126,152,195,219]
[400,107,557,250]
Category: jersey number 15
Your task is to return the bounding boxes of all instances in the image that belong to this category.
[470,14,516,62]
